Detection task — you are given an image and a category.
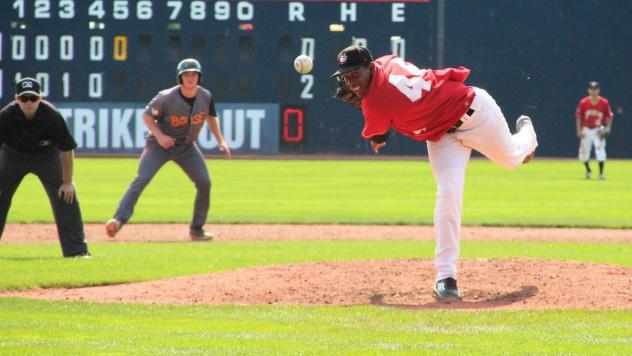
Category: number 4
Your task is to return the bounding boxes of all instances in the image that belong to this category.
[388,75,430,102]
[388,58,431,102]
[89,0,105,19]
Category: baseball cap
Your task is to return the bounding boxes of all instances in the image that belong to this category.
[588,81,600,89]
[16,77,41,96]
[331,45,373,77]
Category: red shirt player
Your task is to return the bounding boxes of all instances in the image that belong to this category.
[575,81,613,179]
[331,45,538,301]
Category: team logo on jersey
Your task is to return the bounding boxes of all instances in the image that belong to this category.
[191,112,205,125]
[338,53,347,65]
[38,140,51,146]
[170,115,189,127]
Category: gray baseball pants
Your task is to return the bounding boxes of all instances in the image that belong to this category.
[113,139,211,229]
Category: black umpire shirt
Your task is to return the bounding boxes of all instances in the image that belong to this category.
[0,100,77,153]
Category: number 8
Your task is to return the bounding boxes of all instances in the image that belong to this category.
[191,1,206,20]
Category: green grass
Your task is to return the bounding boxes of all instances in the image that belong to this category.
[5,158,632,228]
[1,240,632,291]
[1,299,631,355]
[3,158,632,354]
[1,241,632,354]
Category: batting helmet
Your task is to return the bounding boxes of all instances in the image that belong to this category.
[176,58,202,84]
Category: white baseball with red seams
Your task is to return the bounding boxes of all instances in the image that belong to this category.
[294,54,313,74]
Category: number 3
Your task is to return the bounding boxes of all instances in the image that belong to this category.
[388,58,431,102]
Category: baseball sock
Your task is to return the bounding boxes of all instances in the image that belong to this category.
[583,161,591,173]
[599,161,604,175]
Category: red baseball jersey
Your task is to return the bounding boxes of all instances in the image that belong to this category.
[576,96,613,128]
[360,55,475,142]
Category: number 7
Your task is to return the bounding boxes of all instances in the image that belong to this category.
[167,0,182,20]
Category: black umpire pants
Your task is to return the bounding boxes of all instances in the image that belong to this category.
[0,147,88,257]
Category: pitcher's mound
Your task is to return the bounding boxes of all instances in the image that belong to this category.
[5,259,632,309]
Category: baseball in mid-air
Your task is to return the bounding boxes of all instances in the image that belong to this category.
[294,54,313,74]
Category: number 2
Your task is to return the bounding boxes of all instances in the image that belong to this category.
[300,75,313,99]
[388,58,431,102]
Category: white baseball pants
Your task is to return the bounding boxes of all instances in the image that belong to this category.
[426,87,538,281]
[578,127,606,162]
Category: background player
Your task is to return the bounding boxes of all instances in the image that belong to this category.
[575,81,613,179]
[331,45,538,300]
[0,78,90,258]
[105,58,231,241]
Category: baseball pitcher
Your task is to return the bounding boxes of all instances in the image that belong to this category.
[105,58,231,240]
[331,45,538,300]
[576,81,613,179]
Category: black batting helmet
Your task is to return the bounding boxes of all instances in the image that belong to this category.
[177,58,202,84]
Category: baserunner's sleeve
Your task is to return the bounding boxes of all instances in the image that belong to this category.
[145,92,166,121]
[209,96,217,117]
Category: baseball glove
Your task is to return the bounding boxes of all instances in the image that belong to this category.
[329,75,362,108]
[598,127,610,139]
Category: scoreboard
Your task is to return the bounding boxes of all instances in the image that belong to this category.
[1,0,436,154]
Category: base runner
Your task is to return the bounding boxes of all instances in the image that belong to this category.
[105,58,231,241]
[331,45,538,300]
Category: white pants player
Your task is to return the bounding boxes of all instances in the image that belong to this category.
[427,87,538,281]
[578,127,606,162]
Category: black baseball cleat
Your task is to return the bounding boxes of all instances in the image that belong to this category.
[190,228,214,241]
[66,252,92,259]
[433,277,462,300]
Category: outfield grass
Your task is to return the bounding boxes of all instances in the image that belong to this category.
[1,299,631,355]
[6,158,632,228]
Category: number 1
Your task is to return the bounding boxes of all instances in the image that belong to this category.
[13,0,24,18]
[62,72,70,97]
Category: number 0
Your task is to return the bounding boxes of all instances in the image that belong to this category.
[113,36,127,61]
[89,73,103,98]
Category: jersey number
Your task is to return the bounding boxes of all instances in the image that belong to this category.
[388,58,431,102]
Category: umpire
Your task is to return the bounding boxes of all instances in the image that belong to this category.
[0,77,90,258]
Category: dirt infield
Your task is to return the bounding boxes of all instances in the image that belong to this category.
[2,223,632,244]
[2,223,631,310]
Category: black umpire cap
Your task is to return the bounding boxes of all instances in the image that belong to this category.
[331,45,373,77]
[588,81,600,89]
[16,77,41,96]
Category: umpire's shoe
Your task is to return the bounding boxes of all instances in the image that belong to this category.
[433,277,462,300]
[105,219,122,238]
[190,228,214,241]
